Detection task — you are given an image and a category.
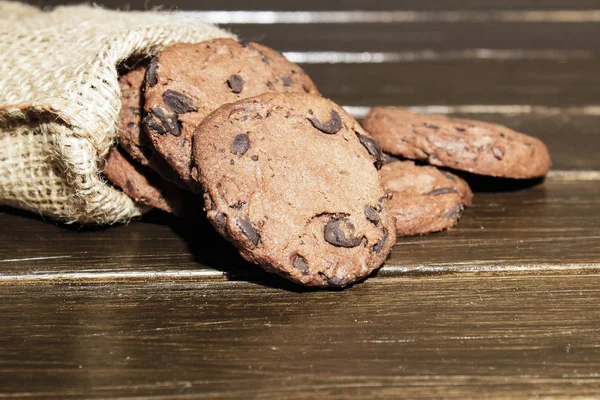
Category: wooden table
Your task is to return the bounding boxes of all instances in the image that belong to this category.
[3,0,600,398]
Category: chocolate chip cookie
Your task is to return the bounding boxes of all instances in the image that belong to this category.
[117,62,189,189]
[363,108,552,179]
[103,147,197,217]
[143,39,320,186]
[379,161,473,236]
[192,92,394,287]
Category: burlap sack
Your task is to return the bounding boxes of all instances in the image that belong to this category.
[0,2,235,224]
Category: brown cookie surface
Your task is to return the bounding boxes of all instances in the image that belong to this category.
[363,108,552,179]
[103,147,198,218]
[143,39,320,186]
[117,61,153,167]
[117,62,189,189]
[192,93,394,287]
[380,161,473,236]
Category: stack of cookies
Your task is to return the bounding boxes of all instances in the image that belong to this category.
[105,39,552,287]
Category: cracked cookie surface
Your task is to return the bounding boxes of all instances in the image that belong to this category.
[192,92,395,287]
[143,39,320,186]
[380,161,473,236]
[363,108,551,179]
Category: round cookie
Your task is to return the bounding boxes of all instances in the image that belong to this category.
[192,92,394,287]
[379,161,473,236]
[117,61,153,167]
[363,108,552,179]
[117,62,189,189]
[103,147,199,218]
[143,39,320,186]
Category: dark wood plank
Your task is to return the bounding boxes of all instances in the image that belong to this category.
[228,22,600,52]
[2,178,599,284]
[31,0,600,11]
[1,275,600,398]
[302,59,600,107]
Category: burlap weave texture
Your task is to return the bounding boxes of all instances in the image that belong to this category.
[0,2,234,223]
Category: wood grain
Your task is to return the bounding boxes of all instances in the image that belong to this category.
[1,275,600,398]
[1,178,599,284]
[5,1,600,398]
[227,22,600,52]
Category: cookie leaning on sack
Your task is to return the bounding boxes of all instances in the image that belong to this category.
[363,108,552,179]
[115,62,189,189]
[143,39,320,187]
[192,92,394,287]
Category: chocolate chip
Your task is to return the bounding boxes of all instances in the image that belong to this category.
[125,179,135,193]
[151,106,180,136]
[251,155,259,161]
[364,205,380,225]
[292,255,309,275]
[237,218,260,246]
[424,123,440,130]
[427,188,457,196]
[162,90,197,114]
[302,83,310,93]
[329,274,349,287]
[127,122,137,130]
[143,113,166,135]
[227,75,244,93]
[373,229,389,254]
[281,76,293,87]
[357,134,384,169]
[324,217,362,248]
[232,133,250,155]
[455,127,466,132]
[492,147,504,160]
[444,204,463,220]
[214,212,227,230]
[440,170,457,182]
[308,110,342,134]
[146,57,158,87]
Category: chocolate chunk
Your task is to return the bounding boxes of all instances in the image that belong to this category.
[318,272,348,287]
[251,155,259,161]
[308,110,342,134]
[364,205,380,225]
[424,123,440,130]
[281,76,293,87]
[427,188,457,196]
[373,229,389,253]
[492,147,504,160]
[444,204,463,220]
[237,218,260,246]
[357,134,384,169]
[227,75,244,93]
[143,113,166,135]
[440,170,458,182]
[162,90,197,114]
[146,57,158,87]
[151,106,180,136]
[292,255,309,275]
[214,212,227,230]
[324,217,363,248]
[329,274,349,287]
[232,133,250,155]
